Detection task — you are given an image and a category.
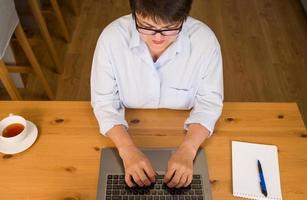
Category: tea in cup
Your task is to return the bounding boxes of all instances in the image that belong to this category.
[0,114,28,143]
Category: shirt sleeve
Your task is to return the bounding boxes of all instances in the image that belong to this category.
[184,36,224,136]
[90,35,128,136]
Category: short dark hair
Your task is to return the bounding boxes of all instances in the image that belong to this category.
[129,0,193,24]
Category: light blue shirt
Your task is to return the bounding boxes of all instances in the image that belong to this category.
[91,14,223,136]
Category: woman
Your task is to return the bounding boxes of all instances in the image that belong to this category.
[91,0,223,188]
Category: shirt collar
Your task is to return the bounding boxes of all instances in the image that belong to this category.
[174,29,190,55]
[129,18,141,49]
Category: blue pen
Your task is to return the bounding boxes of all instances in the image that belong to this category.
[257,160,268,197]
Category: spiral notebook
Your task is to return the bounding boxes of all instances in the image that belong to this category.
[232,141,282,200]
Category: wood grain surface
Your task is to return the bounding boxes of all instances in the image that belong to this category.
[0,101,306,199]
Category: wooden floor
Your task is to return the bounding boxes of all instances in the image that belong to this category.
[1,0,307,126]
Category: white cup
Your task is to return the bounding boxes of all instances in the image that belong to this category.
[0,114,28,143]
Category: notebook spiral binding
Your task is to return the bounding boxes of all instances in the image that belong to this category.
[234,192,281,200]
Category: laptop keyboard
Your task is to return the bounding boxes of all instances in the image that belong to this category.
[105,174,204,200]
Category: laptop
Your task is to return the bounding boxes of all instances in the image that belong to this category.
[96,148,212,200]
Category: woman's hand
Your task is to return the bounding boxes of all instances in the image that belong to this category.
[163,143,197,188]
[118,145,157,187]
[164,123,209,188]
[106,125,157,187]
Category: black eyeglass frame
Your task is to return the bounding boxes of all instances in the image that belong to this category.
[134,15,184,36]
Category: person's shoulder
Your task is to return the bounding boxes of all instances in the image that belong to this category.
[96,14,133,48]
[185,17,220,49]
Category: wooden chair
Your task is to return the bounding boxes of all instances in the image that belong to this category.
[0,1,54,100]
[69,0,81,16]
[27,0,82,73]
[27,0,63,73]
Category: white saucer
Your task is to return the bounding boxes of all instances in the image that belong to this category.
[0,120,38,154]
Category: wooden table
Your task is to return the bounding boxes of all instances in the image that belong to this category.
[0,101,306,199]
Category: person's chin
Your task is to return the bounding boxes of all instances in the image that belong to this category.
[151,42,166,50]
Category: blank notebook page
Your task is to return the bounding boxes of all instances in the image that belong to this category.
[232,141,282,200]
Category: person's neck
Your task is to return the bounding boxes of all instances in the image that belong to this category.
[149,48,164,63]
[147,41,175,62]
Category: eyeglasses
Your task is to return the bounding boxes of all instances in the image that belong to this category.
[135,17,183,36]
